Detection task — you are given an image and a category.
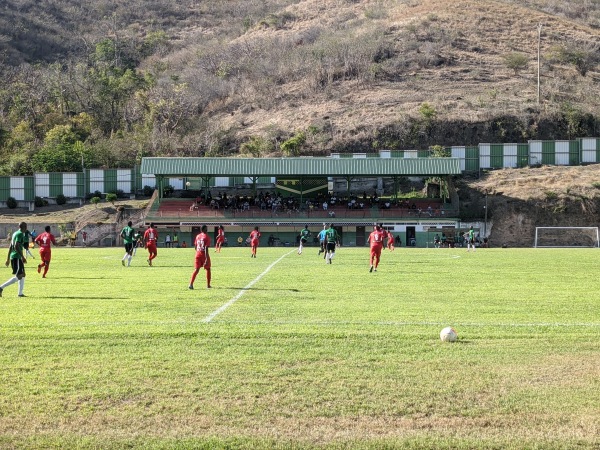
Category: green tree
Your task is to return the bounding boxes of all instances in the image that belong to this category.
[503,52,528,75]
[106,193,118,204]
[280,132,306,156]
[419,103,437,121]
[32,125,88,172]
[550,42,599,76]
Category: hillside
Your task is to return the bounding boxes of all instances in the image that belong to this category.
[1,0,600,175]
[456,164,600,247]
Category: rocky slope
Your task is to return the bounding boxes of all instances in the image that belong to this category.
[457,164,600,247]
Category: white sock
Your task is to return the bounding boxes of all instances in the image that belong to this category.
[18,278,24,295]
[128,255,132,265]
[0,277,18,289]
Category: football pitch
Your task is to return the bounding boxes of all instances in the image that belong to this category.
[0,246,598,449]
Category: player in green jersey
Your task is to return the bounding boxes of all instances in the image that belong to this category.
[0,222,28,298]
[298,225,311,255]
[120,221,136,266]
[324,223,339,264]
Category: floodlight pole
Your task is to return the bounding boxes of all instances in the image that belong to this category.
[484,192,488,237]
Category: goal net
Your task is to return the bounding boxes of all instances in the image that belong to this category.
[534,227,600,248]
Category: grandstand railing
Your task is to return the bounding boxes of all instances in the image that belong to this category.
[145,199,458,222]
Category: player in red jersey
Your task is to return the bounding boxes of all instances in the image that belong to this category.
[368,224,387,272]
[34,225,58,278]
[249,226,261,258]
[143,223,159,266]
[386,229,395,251]
[215,225,225,253]
[189,225,211,289]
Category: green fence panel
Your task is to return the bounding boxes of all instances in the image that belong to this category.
[569,140,580,165]
[541,141,556,165]
[0,177,10,202]
[517,144,529,167]
[490,144,503,168]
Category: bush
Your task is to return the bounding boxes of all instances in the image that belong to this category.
[34,196,48,207]
[87,190,103,200]
[106,193,118,204]
[56,194,67,205]
[143,185,155,197]
[116,189,125,198]
[280,132,306,156]
[90,197,101,207]
[6,196,17,209]
[503,52,528,75]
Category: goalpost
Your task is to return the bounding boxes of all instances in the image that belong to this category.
[534,227,600,248]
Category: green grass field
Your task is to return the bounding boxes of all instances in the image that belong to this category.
[0,245,598,449]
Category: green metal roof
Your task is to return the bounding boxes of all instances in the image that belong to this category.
[140,157,461,176]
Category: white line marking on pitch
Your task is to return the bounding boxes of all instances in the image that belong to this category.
[202,250,295,323]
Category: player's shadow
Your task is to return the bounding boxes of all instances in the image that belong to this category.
[226,287,300,292]
[52,277,108,280]
[44,296,130,300]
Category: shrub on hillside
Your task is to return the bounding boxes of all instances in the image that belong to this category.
[34,196,48,207]
[143,185,155,197]
[56,194,67,205]
[6,197,17,209]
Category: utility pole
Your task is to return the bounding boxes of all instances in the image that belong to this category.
[484,192,488,237]
[537,23,542,105]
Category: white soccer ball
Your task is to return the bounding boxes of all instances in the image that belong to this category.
[186,181,191,187]
[440,326,458,342]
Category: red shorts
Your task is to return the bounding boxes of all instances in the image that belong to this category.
[39,248,51,262]
[147,242,157,253]
[216,237,225,245]
[370,245,383,259]
[251,238,259,247]
[194,252,211,269]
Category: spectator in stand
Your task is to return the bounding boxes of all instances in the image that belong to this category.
[165,233,172,248]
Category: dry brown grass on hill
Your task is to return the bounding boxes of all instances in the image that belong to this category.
[474,164,600,200]
[463,164,600,246]
[0,200,149,225]
[214,0,600,150]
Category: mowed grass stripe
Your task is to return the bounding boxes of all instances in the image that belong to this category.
[0,246,598,448]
